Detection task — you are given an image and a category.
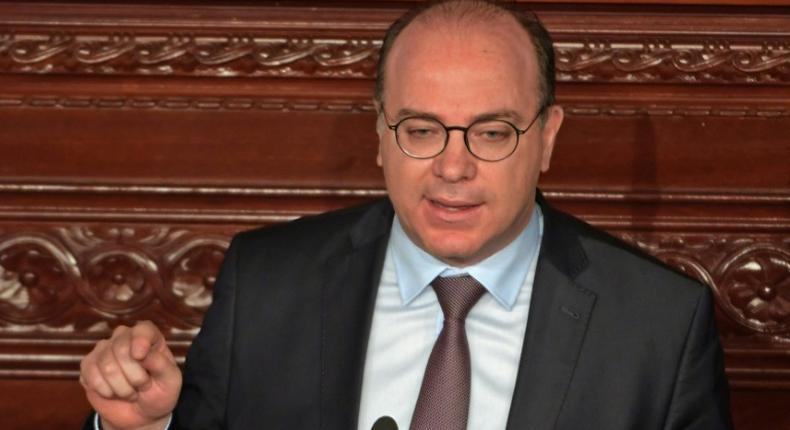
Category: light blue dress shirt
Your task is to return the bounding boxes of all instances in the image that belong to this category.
[358,205,543,430]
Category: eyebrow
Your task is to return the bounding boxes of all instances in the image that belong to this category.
[393,107,526,124]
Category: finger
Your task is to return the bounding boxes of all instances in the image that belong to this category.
[111,333,151,389]
[129,320,165,361]
[80,349,115,399]
[96,345,139,400]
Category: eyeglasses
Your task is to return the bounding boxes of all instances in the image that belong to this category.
[383,105,546,162]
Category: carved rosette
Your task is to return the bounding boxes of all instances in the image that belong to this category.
[718,246,790,334]
[0,235,80,324]
[162,239,227,326]
[80,248,159,315]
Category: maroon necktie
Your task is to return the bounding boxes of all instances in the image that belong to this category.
[410,275,486,430]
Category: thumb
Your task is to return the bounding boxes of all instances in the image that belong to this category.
[129,321,166,361]
[141,346,180,388]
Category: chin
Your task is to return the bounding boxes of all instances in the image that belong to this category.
[422,234,482,267]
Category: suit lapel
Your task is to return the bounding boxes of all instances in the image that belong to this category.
[319,201,393,430]
[506,199,597,430]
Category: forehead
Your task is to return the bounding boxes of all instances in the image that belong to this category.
[383,15,540,118]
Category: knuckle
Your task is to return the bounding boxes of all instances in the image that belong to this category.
[99,359,119,377]
[89,378,108,394]
[112,339,131,357]
[112,325,129,336]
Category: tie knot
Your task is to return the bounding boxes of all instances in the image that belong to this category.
[431,275,486,321]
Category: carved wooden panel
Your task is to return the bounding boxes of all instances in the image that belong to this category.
[0,1,788,429]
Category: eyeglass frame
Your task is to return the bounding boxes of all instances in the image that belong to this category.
[381,103,547,162]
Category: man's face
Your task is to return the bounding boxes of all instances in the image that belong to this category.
[377,18,564,267]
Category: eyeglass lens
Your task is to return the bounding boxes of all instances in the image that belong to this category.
[395,117,519,161]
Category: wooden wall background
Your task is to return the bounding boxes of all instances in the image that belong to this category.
[0,0,787,428]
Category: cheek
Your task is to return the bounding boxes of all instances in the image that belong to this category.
[487,160,539,213]
[382,155,415,199]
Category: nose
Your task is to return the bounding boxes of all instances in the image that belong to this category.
[432,129,477,182]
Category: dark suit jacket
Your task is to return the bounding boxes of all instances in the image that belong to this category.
[92,197,732,429]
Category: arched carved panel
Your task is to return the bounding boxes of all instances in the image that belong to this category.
[162,238,228,326]
[80,248,160,315]
[0,226,232,335]
[0,235,80,325]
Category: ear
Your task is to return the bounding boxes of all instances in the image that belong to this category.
[539,105,564,172]
[374,100,385,167]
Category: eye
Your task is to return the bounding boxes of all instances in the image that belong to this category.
[400,118,443,141]
[482,130,507,139]
[408,127,436,138]
[470,121,514,143]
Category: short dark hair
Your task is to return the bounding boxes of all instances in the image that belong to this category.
[374,0,556,111]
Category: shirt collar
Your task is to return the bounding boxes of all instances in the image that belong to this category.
[389,205,543,310]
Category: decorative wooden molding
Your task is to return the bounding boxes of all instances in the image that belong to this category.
[0,226,231,334]
[0,34,381,78]
[2,3,790,85]
[554,40,790,84]
[2,183,787,203]
[0,225,788,384]
[2,33,789,84]
[3,94,790,118]
[0,95,377,113]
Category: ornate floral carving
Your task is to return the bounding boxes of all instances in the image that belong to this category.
[0,227,235,333]
[2,31,789,84]
[718,246,790,334]
[0,224,786,378]
[0,235,79,323]
[555,40,790,84]
[80,249,159,314]
[653,251,715,288]
[161,239,229,326]
[0,34,380,78]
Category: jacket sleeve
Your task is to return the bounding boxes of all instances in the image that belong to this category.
[663,287,733,429]
[171,236,241,429]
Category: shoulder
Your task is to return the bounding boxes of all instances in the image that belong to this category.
[544,205,708,306]
[228,198,393,263]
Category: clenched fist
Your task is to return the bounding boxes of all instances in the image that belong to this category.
[80,321,182,430]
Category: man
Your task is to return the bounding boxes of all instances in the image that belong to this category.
[79,1,733,429]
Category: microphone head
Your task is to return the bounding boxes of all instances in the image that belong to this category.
[371,415,398,430]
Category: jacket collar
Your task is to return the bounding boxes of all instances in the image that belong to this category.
[506,192,597,429]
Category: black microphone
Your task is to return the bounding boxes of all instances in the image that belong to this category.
[371,415,399,430]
